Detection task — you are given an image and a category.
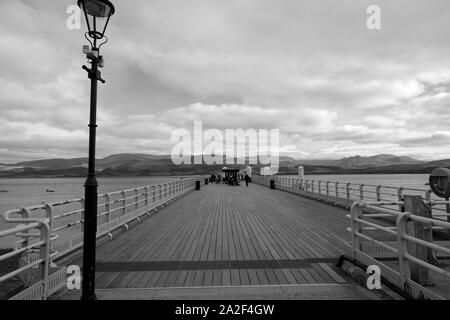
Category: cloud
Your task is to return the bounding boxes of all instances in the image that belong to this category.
[1,0,450,162]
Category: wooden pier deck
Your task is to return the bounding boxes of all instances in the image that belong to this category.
[63,183,392,299]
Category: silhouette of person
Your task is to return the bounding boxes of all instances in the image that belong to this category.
[244,174,251,187]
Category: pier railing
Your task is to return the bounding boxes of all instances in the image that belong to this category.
[348,199,450,300]
[253,175,450,299]
[252,175,450,219]
[0,176,205,299]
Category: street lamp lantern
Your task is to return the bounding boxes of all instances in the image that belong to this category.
[78,0,115,40]
[77,0,115,301]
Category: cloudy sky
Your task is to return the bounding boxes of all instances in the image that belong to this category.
[1,0,450,163]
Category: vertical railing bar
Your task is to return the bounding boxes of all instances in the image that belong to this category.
[346,183,351,207]
[360,184,365,201]
[105,193,112,239]
[398,187,404,212]
[39,222,50,299]
[44,204,55,266]
[122,190,127,216]
[396,212,411,288]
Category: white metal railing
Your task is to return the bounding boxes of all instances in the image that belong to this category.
[253,175,450,299]
[347,200,450,300]
[0,176,205,299]
[252,175,450,220]
[0,216,53,299]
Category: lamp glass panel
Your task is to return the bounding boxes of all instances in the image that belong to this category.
[84,0,112,17]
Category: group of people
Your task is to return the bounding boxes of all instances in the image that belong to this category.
[209,173,252,187]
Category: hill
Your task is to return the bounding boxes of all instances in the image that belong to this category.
[329,154,423,169]
[0,153,445,177]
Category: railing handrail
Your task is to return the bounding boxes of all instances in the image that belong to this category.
[0,219,51,299]
[0,175,207,300]
[253,175,449,299]
[348,200,450,299]
[253,175,450,217]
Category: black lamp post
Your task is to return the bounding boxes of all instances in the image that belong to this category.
[77,0,115,300]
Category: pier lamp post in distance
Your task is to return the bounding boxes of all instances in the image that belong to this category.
[77,0,115,300]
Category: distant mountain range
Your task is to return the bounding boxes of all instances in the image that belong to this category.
[0,153,448,178]
[329,154,423,168]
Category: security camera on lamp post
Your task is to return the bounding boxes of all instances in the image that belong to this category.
[77,0,115,300]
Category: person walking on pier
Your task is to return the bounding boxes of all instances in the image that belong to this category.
[244,174,251,187]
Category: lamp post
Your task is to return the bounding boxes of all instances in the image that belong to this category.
[77,0,115,300]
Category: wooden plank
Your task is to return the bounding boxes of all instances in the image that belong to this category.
[82,183,360,289]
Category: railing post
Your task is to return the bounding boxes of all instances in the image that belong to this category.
[19,208,30,252]
[318,181,322,195]
[404,195,433,285]
[376,185,382,201]
[346,183,351,207]
[425,190,432,216]
[39,222,50,299]
[398,187,404,212]
[44,204,55,265]
[122,190,127,215]
[350,204,362,259]
[135,188,139,211]
[145,186,150,206]
[335,182,339,199]
[105,193,112,239]
[158,184,162,201]
[360,184,364,201]
[396,212,411,289]
[326,181,330,196]
[311,180,315,194]
[152,185,156,202]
